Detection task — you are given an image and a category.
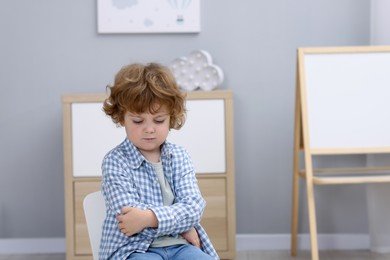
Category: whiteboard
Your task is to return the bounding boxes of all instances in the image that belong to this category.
[72,100,226,177]
[301,47,390,153]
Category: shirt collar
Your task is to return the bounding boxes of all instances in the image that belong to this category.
[122,138,173,169]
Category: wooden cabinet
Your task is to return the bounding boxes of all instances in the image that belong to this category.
[63,90,236,260]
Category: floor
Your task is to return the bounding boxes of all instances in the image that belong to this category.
[238,250,390,260]
[0,250,390,260]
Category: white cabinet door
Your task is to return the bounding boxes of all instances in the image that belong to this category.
[167,99,225,173]
[71,103,125,177]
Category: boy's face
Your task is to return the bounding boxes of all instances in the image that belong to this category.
[122,105,170,162]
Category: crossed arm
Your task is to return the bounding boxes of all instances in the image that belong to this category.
[102,153,204,247]
[116,206,201,247]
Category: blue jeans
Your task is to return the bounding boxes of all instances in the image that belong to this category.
[127,244,215,260]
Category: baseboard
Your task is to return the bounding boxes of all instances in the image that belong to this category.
[0,234,376,254]
[236,233,371,251]
[0,238,65,254]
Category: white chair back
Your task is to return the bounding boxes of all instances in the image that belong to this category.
[83,191,105,260]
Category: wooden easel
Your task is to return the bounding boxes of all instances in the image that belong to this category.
[290,46,390,260]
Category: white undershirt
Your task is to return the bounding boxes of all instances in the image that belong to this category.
[148,160,188,247]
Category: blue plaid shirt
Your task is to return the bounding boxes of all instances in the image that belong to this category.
[99,138,219,259]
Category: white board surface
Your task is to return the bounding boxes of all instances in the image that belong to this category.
[302,50,390,151]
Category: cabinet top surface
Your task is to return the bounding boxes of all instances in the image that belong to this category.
[62,90,232,103]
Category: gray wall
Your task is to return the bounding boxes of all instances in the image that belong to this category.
[0,0,370,238]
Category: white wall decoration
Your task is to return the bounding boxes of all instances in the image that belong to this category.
[97,0,200,33]
[169,50,224,91]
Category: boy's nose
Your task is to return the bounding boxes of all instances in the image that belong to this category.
[145,124,155,133]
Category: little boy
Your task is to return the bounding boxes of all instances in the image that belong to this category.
[100,63,218,259]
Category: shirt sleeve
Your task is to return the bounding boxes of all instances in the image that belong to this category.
[149,149,206,237]
[101,152,158,239]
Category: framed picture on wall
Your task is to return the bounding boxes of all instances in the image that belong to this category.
[97,0,200,33]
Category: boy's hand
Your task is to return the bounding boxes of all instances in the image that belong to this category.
[116,206,158,237]
[181,227,201,247]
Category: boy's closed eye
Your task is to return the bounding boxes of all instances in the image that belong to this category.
[132,119,166,124]
[154,119,166,124]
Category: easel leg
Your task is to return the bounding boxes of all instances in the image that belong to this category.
[291,169,300,256]
[306,180,319,260]
[291,62,302,257]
